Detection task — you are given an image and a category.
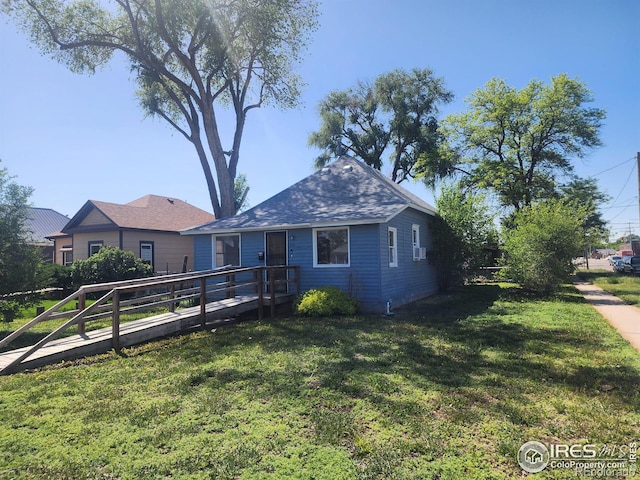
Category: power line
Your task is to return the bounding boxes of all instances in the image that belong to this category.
[589,156,636,177]
[603,162,637,213]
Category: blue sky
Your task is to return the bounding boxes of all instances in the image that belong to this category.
[0,0,638,239]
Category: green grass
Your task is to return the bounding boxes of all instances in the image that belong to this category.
[1,283,639,479]
[577,269,640,307]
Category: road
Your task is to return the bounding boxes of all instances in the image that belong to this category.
[576,257,613,272]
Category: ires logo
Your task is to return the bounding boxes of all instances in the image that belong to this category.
[549,444,597,459]
[518,442,598,473]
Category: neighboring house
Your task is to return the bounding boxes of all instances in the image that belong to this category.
[24,207,70,263]
[51,195,215,273]
[182,156,439,313]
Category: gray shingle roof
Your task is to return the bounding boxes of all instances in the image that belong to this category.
[183,156,435,234]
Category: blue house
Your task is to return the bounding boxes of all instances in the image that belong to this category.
[182,156,439,313]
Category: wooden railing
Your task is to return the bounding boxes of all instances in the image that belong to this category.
[0,265,299,373]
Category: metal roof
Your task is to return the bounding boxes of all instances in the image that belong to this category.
[24,208,70,245]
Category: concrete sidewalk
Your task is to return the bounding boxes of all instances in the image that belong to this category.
[574,281,640,353]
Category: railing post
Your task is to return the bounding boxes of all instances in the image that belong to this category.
[169,284,176,313]
[258,267,264,321]
[200,278,207,327]
[112,290,120,351]
[226,273,236,299]
[78,291,86,335]
[269,267,276,318]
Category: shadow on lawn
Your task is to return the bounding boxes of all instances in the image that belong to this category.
[34,283,640,420]
[176,284,640,414]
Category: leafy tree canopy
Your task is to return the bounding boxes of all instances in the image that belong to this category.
[433,182,498,291]
[0,161,41,296]
[441,74,605,211]
[557,176,610,232]
[4,0,319,218]
[308,68,453,183]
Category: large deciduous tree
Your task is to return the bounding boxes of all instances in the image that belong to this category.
[308,68,453,183]
[441,74,605,211]
[4,0,318,218]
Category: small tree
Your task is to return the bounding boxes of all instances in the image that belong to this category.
[432,183,498,291]
[501,200,585,295]
[0,163,41,294]
[71,246,152,287]
[0,162,42,319]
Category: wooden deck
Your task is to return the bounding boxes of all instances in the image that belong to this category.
[0,293,293,374]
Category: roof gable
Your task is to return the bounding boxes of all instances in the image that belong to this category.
[185,156,434,234]
[64,195,215,233]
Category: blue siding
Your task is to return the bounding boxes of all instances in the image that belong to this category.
[190,211,437,313]
[240,231,267,267]
[193,235,212,271]
[292,225,382,311]
[379,209,438,310]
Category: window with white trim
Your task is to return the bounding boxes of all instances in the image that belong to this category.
[314,227,350,267]
[140,242,154,267]
[412,224,421,261]
[88,241,103,257]
[62,249,73,266]
[214,235,240,267]
[388,227,398,267]
[412,224,420,249]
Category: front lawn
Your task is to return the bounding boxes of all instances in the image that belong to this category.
[0,283,639,479]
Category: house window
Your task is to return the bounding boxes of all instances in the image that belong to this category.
[412,224,421,261]
[88,241,103,257]
[140,242,154,267]
[314,227,350,267]
[62,248,73,266]
[388,227,398,267]
[215,235,240,267]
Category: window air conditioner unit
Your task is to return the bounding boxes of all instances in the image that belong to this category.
[420,247,427,260]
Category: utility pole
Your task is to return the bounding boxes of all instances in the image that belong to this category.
[637,152,640,236]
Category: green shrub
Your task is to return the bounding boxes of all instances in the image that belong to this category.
[294,286,359,317]
[70,246,153,287]
[501,200,585,295]
[0,299,21,322]
[38,263,73,291]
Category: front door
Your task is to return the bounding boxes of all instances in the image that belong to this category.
[266,231,287,293]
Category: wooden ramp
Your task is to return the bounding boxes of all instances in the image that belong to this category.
[0,266,299,375]
[0,294,293,374]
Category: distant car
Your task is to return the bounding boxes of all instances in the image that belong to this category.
[613,259,626,273]
[608,255,622,266]
[620,256,640,274]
